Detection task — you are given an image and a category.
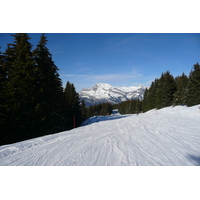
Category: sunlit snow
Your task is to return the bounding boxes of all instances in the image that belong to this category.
[0,105,200,166]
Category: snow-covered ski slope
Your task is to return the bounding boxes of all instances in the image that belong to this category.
[1,105,200,166]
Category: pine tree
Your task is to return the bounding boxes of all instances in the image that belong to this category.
[0,49,8,144]
[64,81,81,129]
[130,100,135,114]
[142,88,149,112]
[149,79,158,109]
[174,73,189,105]
[162,71,177,107]
[80,99,87,122]
[135,98,141,114]
[142,71,177,112]
[142,79,158,111]
[118,99,142,114]
[87,106,94,118]
[1,34,36,144]
[0,49,6,107]
[154,71,177,108]
[186,62,200,106]
[155,73,166,108]
[100,103,112,115]
[32,33,66,136]
[0,44,13,144]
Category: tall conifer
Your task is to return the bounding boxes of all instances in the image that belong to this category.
[80,99,87,122]
[2,34,36,143]
[64,81,81,129]
[174,73,189,105]
[0,49,8,144]
[186,62,200,106]
[32,33,66,135]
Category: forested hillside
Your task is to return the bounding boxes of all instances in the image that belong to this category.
[142,64,200,112]
[0,34,87,145]
[115,63,200,115]
[0,33,117,145]
[117,99,142,114]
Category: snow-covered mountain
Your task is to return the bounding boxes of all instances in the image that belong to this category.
[79,83,146,106]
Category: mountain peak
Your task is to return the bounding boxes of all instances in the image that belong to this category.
[79,83,147,106]
[93,83,112,90]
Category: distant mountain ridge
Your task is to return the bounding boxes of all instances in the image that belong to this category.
[79,83,147,106]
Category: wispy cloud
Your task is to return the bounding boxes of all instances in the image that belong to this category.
[73,62,91,72]
[93,72,142,82]
[77,67,90,72]
[75,61,83,66]
[60,71,155,92]
[61,71,142,85]
[104,34,143,49]
[60,67,145,91]
[94,74,132,82]
[112,35,142,47]
[61,74,75,78]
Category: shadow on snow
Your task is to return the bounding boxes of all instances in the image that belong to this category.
[187,154,200,166]
[81,110,129,126]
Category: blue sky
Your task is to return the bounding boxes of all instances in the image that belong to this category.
[1,33,200,92]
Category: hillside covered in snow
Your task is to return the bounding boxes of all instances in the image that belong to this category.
[0,105,200,166]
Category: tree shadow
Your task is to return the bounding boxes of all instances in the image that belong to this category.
[187,154,200,166]
[99,115,129,122]
[82,111,130,126]
[112,110,120,115]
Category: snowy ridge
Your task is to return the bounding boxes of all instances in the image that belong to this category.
[0,105,200,166]
[79,83,146,106]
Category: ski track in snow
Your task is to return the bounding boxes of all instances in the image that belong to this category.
[0,105,200,166]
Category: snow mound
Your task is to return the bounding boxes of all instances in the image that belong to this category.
[0,105,200,166]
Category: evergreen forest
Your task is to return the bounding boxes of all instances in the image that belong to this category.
[117,64,200,114]
[0,34,84,145]
[142,64,200,112]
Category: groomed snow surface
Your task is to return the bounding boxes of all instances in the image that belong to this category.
[0,105,200,166]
